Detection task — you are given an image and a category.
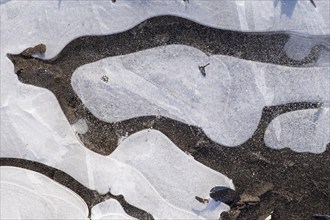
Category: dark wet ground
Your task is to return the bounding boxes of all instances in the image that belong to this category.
[2,15,330,220]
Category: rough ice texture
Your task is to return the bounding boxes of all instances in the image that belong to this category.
[1,1,330,218]
[0,166,88,219]
[72,45,329,148]
[91,199,137,220]
[265,107,330,153]
[1,98,234,219]
[1,0,329,161]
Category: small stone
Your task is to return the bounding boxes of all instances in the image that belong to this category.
[209,186,240,206]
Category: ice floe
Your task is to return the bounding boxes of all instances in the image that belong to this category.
[0,166,88,219]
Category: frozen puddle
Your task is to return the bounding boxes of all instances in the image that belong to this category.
[1,101,233,220]
[72,45,329,148]
[92,199,137,220]
[0,166,88,219]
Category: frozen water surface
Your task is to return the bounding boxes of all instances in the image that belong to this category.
[0,166,88,219]
[1,0,329,158]
[1,0,330,218]
[72,45,329,148]
[91,199,137,220]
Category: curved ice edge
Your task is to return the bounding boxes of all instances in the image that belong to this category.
[0,166,88,219]
[72,44,329,148]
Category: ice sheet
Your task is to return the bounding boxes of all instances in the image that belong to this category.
[1,1,329,218]
[1,0,329,156]
[1,99,233,219]
[72,45,329,147]
[0,166,88,219]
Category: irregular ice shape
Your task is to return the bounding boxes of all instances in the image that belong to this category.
[91,199,137,220]
[265,107,330,153]
[1,95,233,219]
[72,45,329,147]
[109,129,233,219]
[0,166,88,220]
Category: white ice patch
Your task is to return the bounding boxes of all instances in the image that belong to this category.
[109,129,233,219]
[0,166,88,220]
[1,0,329,218]
[91,199,137,220]
[265,107,330,153]
[72,45,329,147]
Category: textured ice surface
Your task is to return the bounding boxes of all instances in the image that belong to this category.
[1,0,329,156]
[91,199,137,220]
[1,1,330,218]
[0,166,88,219]
[72,45,329,147]
[265,107,330,153]
[1,99,233,220]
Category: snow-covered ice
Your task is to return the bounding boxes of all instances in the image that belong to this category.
[0,166,88,219]
[91,198,137,220]
[72,45,329,148]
